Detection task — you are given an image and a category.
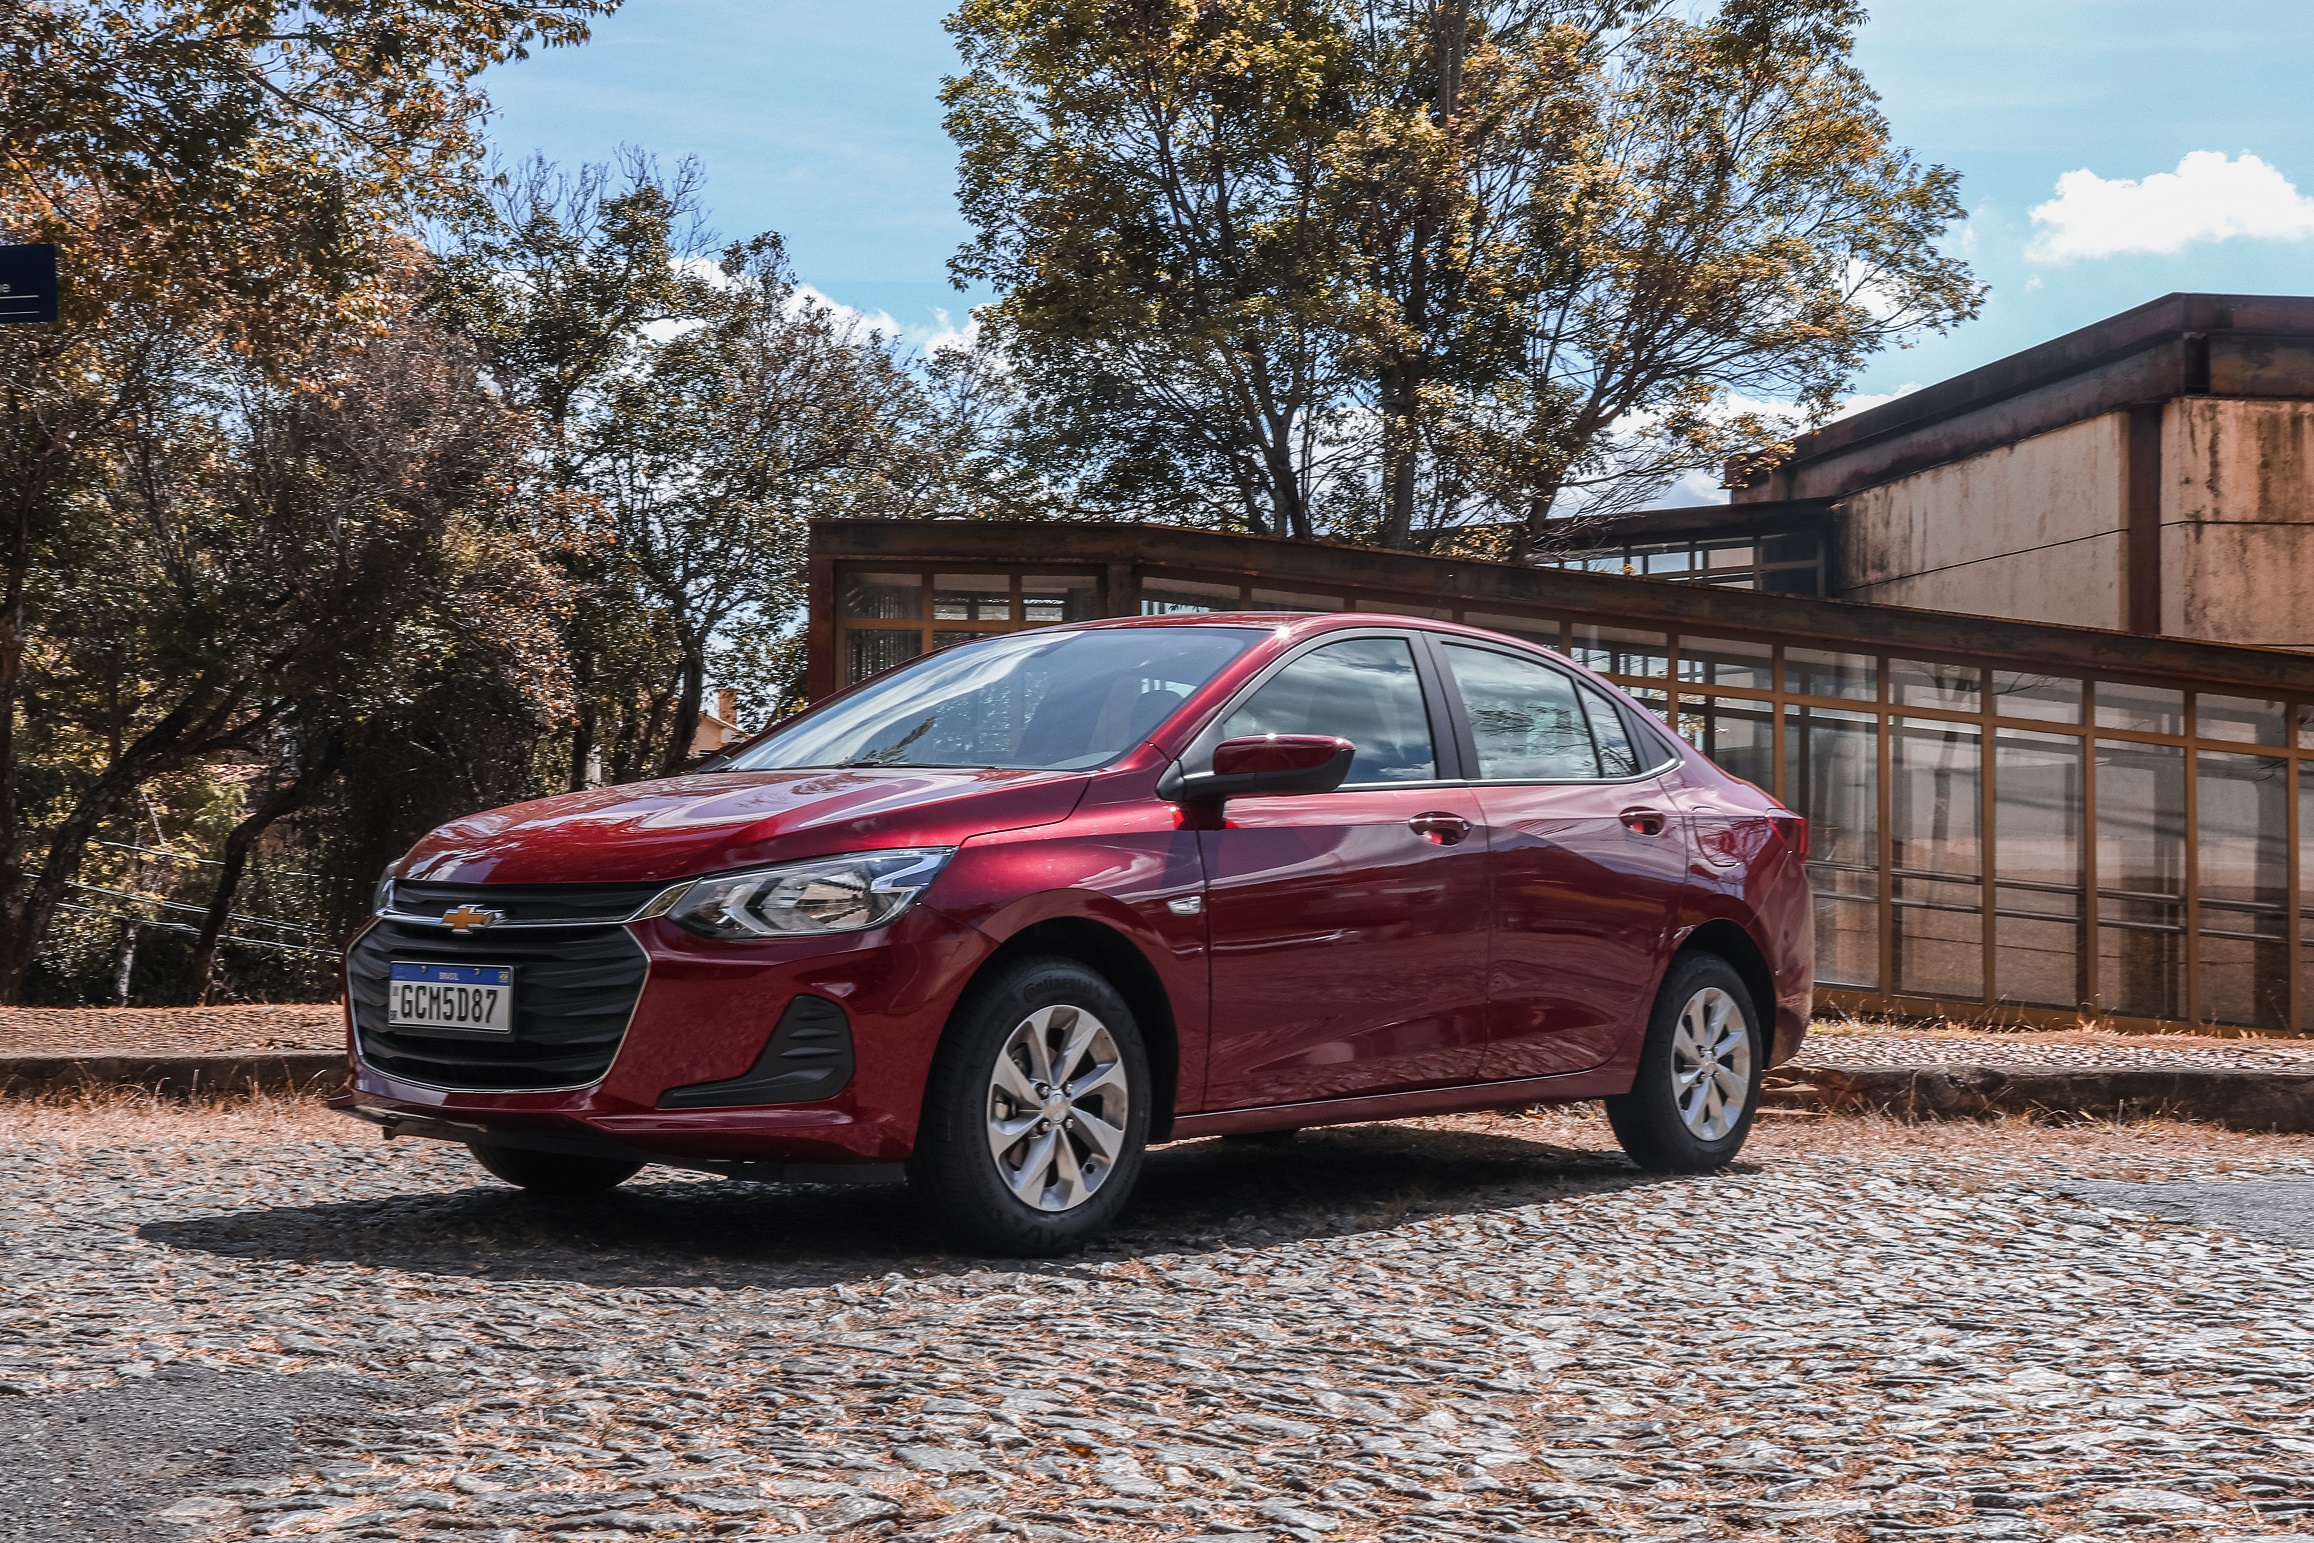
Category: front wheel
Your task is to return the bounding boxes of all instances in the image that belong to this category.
[910,957,1151,1256]
[1605,953,1764,1172]
[467,1142,643,1196]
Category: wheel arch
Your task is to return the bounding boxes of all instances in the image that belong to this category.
[1675,918,1780,1063]
[962,916,1182,1143]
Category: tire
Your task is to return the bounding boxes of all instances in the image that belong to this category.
[466,1142,643,1196]
[1605,952,1765,1173]
[910,956,1152,1256]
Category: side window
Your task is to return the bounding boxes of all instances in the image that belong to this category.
[1219,636,1437,783]
[1580,682,1641,777]
[1443,644,1597,780]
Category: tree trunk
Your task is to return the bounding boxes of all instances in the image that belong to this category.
[1378,363,1420,550]
[658,631,710,777]
[177,736,346,1006]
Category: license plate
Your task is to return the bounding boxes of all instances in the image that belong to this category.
[387,963,514,1034]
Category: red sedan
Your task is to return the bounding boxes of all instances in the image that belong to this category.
[337,614,1813,1253]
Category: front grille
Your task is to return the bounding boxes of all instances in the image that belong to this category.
[387,879,674,926]
[348,917,648,1091]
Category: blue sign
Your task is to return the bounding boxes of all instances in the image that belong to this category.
[0,245,57,324]
[390,963,513,987]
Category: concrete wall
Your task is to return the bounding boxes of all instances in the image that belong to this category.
[2164,398,2314,648]
[1834,413,2127,629]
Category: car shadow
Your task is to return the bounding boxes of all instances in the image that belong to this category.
[140,1120,1712,1291]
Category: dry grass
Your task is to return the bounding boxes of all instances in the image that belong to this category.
[0,1085,350,1146]
[1807,1006,2306,1049]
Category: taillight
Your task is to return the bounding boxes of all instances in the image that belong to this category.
[1769,811,1808,858]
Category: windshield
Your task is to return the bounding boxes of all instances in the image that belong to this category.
[726,626,1265,772]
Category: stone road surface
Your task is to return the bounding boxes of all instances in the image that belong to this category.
[5,1101,2314,1543]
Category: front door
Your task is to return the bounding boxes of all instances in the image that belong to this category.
[1435,641,1686,1080]
[1198,634,1490,1109]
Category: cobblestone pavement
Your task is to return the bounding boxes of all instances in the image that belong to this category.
[6,1102,2314,1543]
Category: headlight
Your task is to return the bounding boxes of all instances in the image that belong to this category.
[664,849,954,939]
[373,868,397,916]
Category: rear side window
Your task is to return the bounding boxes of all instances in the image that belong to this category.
[1442,644,1596,779]
[1579,682,1641,777]
[1220,636,1437,783]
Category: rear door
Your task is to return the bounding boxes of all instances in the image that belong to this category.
[1196,632,1491,1109]
[1432,640,1687,1080]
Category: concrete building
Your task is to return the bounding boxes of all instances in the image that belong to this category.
[1552,295,2314,650]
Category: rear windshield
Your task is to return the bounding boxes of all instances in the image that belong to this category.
[725,627,1264,772]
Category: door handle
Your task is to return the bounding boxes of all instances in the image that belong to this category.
[1619,806,1668,837]
[1408,812,1473,845]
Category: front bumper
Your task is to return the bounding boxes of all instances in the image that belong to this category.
[341,908,988,1169]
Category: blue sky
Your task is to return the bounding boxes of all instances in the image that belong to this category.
[483,0,2314,399]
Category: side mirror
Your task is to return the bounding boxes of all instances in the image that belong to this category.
[1162,735,1356,803]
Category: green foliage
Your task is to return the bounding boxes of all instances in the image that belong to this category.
[944,0,1982,550]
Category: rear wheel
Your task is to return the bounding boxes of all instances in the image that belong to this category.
[466,1142,643,1196]
[1605,953,1763,1172]
[911,957,1150,1256]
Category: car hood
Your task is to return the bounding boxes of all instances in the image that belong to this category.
[396,767,1090,885]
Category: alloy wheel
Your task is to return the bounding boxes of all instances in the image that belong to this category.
[985,1003,1130,1212]
[1669,985,1752,1141]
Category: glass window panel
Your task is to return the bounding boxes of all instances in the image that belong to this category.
[1996,731,2085,1009]
[1579,683,1639,778]
[1894,875,1984,1001]
[1786,705,1879,990]
[1892,659,1982,712]
[2197,750,2289,1032]
[1704,542,1754,570]
[2096,740,2186,1020]
[1992,671,2081,723]
[1892,718,1983,1001]
[1759,569,1815,595]
[1679,696,1773,789]
[1569,624,1669,678]
[2198,753,2288,909]
[1440,645,1597,780]
[1893,718,1982,879]
[1642,548,1693,574]
[1141,578,1241,614]
[842,570,923,621]
[1222,636,1437,784]
[1462,612,1561,647]
[933,573,1012,623]
[1678,635,1774,691]
[1785,647,1876,700]
[2299,703,2314,751]
[2302,772,2314,1033]
[1762,531,1819,564]
[1021,575,1101,624]
[1248,588,1344,612]
[2196,694,2285,746]
[845,628,923,684]
[932,630,982,651]
[2095,681,2185,735]
[1712,575,1763,591]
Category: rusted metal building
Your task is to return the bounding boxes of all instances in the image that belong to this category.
[797,295,2314,1037]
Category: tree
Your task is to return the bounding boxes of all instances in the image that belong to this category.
[943,0,1980,550]
[0,0,610,1000]
[439,157,956,781]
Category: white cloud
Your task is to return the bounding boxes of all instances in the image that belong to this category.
[792,284,979,356]
[1827,383,1920,422]
[2027,151,2314,262]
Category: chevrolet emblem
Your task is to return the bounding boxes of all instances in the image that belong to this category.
[440,904,505,933]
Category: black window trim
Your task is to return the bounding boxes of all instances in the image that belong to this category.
[1421,633,1677,788]
[1177,627,1471,788]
